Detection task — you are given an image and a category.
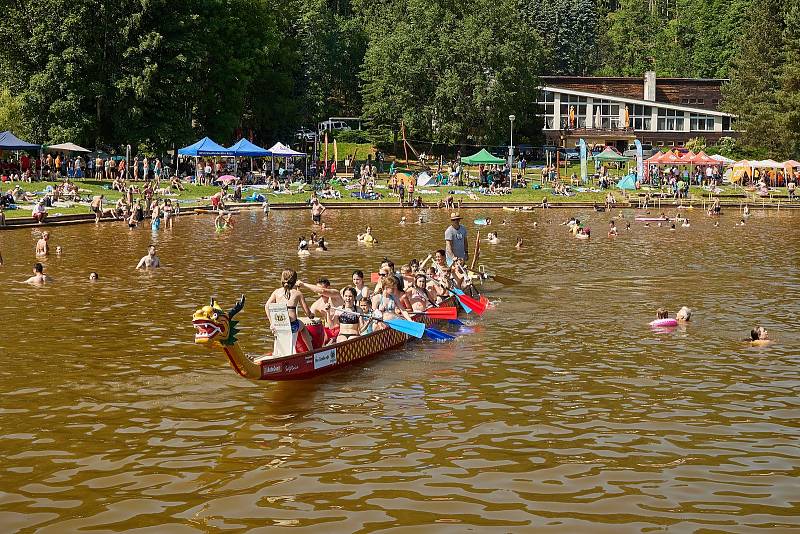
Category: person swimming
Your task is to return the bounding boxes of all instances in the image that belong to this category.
[315,237,328,251]
[748,325,772,346]
[486,232,499,244]
[608,221,618,237]
[515,237,523,249]
[676,306,692,322]
[357,226,376,244]
[298,237,310,256]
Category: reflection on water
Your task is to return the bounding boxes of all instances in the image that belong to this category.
[1,207,799,531]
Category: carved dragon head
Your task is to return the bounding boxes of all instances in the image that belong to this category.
[192,295,245,346]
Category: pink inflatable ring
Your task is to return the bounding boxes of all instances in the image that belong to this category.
[650,318,678,328]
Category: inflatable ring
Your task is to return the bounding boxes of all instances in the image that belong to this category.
[650,318,678,327]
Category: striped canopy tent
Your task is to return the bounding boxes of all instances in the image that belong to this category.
[660,151,685,165]
[693,151,718,165]
[730,160,753,183]
[783,159,800,170]
[710,154,736,166]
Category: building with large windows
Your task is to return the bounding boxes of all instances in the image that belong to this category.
[538,72,736,151]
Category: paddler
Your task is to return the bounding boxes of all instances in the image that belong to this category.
[297,277,345,339]
[406,273,438,312]
[265,269,315,352]
[371,276,414,328]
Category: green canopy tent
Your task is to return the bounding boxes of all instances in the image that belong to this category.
[461,148,506,165]
[593,147,631,163]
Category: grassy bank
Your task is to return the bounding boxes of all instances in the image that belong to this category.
[2,176,795,220]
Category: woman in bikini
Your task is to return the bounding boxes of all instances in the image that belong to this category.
[163,199,174,229]
[371,276,413,329]
[351,270,372,301]
[265,269,315,352]
[406,273,438,312]
[334,287,366,342]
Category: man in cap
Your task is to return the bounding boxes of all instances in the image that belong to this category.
[445,212,468,263]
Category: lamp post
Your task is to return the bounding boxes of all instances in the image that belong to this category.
[508,114,515,171]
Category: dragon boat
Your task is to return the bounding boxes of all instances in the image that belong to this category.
[192,295,460,381]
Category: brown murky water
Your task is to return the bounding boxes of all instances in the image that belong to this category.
[1,206,798,532]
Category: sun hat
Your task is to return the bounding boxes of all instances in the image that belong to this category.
[450,212,461,220]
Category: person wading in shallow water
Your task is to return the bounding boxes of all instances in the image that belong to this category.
[136,245,160,269]
[23,262,52,285]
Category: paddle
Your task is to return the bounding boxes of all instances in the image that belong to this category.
[487,273,520,286]
[412,307,458,320]
[342,308,427,339]
[382,317,426,338]
[450,288,487,315]
[448,319,465,326]
[425,327,456,341]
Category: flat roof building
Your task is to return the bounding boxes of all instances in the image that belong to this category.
[538,72,736,151]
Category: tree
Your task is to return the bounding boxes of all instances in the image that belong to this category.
[0,88,28,137]
[722,0,787,157]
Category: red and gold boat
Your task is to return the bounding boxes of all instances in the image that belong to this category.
[192,295,458,380]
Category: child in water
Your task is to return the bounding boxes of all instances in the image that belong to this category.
[656,308,669,320]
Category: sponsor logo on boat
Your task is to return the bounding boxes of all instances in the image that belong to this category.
[313,349,336,369]
[263,364,281,375]
[284,364,300,373]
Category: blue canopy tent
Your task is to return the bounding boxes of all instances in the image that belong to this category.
[227,139,270,177]
[178,137,232,184]
[266,142,306,177]
[227,138,269,157]
[177,137,232,156]
[617,172,637,190]
[0,130,42,177]
[0,131,41,150]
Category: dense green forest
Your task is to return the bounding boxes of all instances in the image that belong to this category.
[0,0,797,157]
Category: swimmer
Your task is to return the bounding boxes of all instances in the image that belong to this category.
[320,223,330,231]
[416,216,424,224]
[136,245,160,269]
[515,237,523,249]
[608,221,618,237]
[532,221,538,228]
[675,306,692,322]
[23,262,52,285]
[748,325,773,346]
[89,272,99,281]
[501,219,508,226]
[736,218,746,226]
[655,308,669,320]
[357,226,376,244]
[297,238,310,256]
[681,219,690,228]
[399,216,407,225]
[670,223,676,231]
[485,217,492,225]
[486,232,499,244]
[714,221,720,227]
[35,231,50,256]
[315,237,328,251]
[626,222,631,231]
[743,204,750,217]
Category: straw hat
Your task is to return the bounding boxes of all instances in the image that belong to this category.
[450,212,461,220]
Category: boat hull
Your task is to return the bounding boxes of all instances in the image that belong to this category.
[241,298,458,381]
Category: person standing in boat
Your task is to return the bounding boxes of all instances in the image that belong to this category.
[445,212,468,263]
[296,278,344,338]
[265,269,315,352]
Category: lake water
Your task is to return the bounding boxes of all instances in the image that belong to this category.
[1,206,798,532]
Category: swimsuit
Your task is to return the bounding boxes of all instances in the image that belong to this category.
[290,319,302,333]
[312,213,321,223]
[339,308,360,325]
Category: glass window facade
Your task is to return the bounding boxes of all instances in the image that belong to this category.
[657,109,685,131]
[690,114,715,131]
[631,104,652,131]
[559,94,588,129]
[593,99,620,129]
[538,90,555,129]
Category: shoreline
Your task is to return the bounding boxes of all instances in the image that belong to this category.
[2,198,798,230]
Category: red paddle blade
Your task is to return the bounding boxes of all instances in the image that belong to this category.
[422,307,458,319]
[457,293,486,315]
[370,272,380,283]
[479,296,489,308]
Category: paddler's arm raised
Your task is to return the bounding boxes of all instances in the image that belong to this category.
[297,279,340,298]
[299,292,314,321]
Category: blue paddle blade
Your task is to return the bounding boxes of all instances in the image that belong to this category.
[425,328,444,340]
[384,318,425,338]
[426,327,455,340]
[448,319,465,326]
